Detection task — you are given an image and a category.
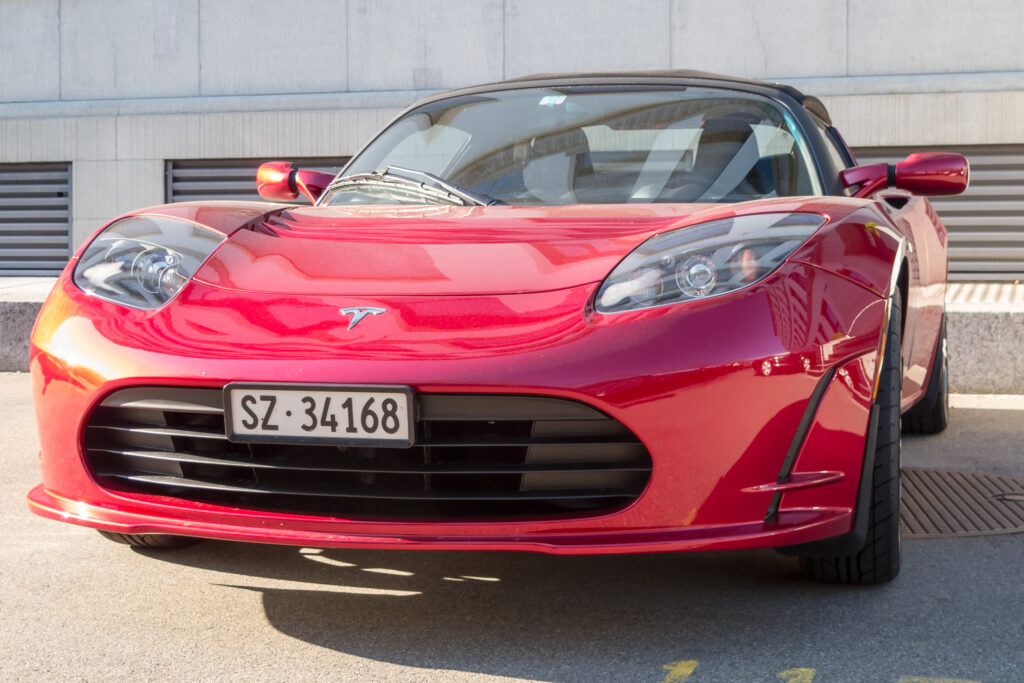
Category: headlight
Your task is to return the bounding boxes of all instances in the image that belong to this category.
[595,213,826,313]
[73,216,226,310]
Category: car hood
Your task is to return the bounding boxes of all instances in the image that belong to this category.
[193,204,727,296]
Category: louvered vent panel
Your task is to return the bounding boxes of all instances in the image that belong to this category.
[166,158,350,203]
[85,388,652,520]
[853,146,1024,282]
[0,163,71,276]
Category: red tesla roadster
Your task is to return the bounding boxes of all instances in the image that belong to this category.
[27,71,968,583]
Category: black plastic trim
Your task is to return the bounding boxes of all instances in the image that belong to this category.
[764,368,837,521]
[92,447,649,475]
[85,387,652,520]
[286,168,298,196]
[106,473,636,502]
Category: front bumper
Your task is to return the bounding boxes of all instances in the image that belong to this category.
[29,262,885,554]
[27,483,852,553]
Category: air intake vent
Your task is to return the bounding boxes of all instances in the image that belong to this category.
[165,158,349,203]
[0,162,71,276]
[85,387,652,520]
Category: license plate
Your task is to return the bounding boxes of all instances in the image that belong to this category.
[224,383,414,447]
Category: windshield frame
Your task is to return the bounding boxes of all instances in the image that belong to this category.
[322,78,837,206]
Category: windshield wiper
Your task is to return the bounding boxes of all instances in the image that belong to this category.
[322,167,502,207]
[323,173,460,206]
[379,166,503,206]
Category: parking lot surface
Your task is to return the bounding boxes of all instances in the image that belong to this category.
[2,372,1021,682]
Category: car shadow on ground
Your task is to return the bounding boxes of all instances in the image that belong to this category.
[135,540,927,680]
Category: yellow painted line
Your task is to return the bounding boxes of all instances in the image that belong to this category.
[897,677,981,683]
[662,660,698,682]
[777,668,816,682]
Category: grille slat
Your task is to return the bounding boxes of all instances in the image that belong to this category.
[85,388,652,520]
[418,394,607,421]
[90,447,650,475]
[88,423,229,440]
[100,473,637,502]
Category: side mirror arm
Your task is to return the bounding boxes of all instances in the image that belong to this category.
[840,163,891,199]
[294,168,335,204]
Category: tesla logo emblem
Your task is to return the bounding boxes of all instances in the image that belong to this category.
[339,306,386,330]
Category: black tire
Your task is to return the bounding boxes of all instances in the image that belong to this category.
[97,530,199,549]
[800,289,903,584]
[902,313,949,434]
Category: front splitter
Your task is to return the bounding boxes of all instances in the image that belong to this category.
[28,484,851,555]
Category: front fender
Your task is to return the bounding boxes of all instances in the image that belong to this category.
[789,203,904,298]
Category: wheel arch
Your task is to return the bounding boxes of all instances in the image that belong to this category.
[789,203,908,300]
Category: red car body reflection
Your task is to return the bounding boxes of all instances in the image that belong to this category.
[29,196,934,547]
[26,73,961,583]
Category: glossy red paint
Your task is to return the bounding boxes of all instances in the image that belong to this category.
[256,161,334,203]
[202,204,717,296]
[894,153,970,197]
[29,194,897,553]
[840,153,969,199]
[128,200,289,237]
[830,159,955,407]
[788,203,902,297]
[293,168,335,203]
[29,61,972,561]
[256,161,298,202]
[841,163,891,199]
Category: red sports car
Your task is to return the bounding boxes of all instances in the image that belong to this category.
[27,71,968,584]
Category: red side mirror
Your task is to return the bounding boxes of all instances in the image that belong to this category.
[256,162,335,203]
[893,153,969,196]
[841,153,969,198]
[257,161,298,201]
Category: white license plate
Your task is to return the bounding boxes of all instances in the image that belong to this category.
[224,384,414,447]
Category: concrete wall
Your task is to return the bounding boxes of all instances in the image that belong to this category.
[6,0,1024,101]
[0,105,402,244]
[2,0,1024,246]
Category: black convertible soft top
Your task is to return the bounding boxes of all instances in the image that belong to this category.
[424,69,833,126]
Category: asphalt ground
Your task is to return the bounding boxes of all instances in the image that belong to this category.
[2,372,1021,682]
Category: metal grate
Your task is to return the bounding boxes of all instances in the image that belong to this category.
[165,158,350,204]
[84,387,652,520]
[0,162,71,276]
[900,467,1024,537]
[853,146,1024,282]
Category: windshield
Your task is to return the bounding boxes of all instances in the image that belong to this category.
[323,86,821,206]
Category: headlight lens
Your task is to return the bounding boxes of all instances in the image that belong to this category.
[595,212,826,313]
[73,216,226,309]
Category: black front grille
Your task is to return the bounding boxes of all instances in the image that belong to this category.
[84,387,652,520]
